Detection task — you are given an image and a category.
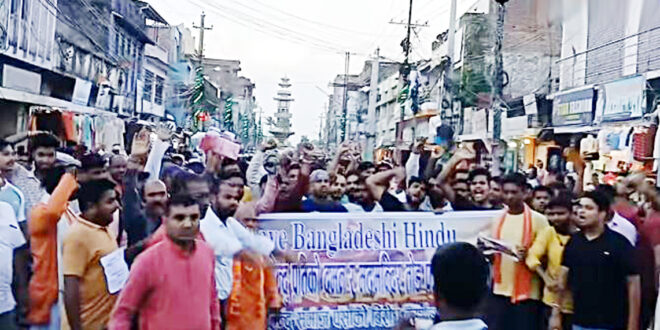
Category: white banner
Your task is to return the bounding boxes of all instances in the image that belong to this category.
[258,211,499,330]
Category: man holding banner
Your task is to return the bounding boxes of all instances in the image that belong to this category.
[199,171,276,327]
[487,173,549,330]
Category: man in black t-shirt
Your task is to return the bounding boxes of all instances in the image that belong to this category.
[559,191,640,330]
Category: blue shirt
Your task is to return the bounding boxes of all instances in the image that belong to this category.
[0,181,26,223]
[7,164,44,222]
[301,198,348,213]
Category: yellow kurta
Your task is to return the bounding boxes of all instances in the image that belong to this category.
[492,209,549,301]
[526,226,574,313]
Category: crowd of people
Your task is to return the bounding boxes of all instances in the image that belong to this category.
[1,127,660,330]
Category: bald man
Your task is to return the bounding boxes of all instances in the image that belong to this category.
[123,166,169,245]
[109,155,128,186]
[143,180,168,235]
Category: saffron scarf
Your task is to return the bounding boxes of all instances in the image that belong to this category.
[492,205,534,303]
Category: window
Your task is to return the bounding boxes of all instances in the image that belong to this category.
[155,76,164,105]
[119,35,125,58]
[115,32,120,55]
[143,70,154,102]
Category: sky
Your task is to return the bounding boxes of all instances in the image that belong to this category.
[152,0,484,144]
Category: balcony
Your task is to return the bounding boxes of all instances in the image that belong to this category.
[145,44,168,65]
[111,0,151,43]
[2,0,57,69]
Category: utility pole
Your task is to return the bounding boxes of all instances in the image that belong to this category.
[193,12,213,61]
[390,1,428,147]
[365,48,380,162]
[340,51,350,142]
[405,0,413,67]
[442,0,458,126]
[492,0,508,175]
[389,6,429,76]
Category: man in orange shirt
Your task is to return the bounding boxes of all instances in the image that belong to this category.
[28,166,78,329]
[62,179,120,330]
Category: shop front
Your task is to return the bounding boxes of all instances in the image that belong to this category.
[28,106,128,153]
[591,76,655,181]
[501,114,541,173]
[546,76,657,189]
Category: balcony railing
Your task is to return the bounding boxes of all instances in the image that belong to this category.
[111,0,146,34]
[2,0,57,69]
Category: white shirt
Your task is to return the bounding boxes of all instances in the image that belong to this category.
[199,208,275,299]
[0,202,26,313]
[428,319,488,330]
[0,181,26,222]
[608,212,638,246]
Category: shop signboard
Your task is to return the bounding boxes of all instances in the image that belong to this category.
[523,94,538,115]
[72,78,92,106]
[552,88,594,126]
[461,107,473,135]
[501,115,528,139]
[472,109,488,134]
[596,75,646,122]
[259,211,497,329]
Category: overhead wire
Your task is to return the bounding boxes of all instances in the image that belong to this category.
[364,0,399,55]
[219,0,366,47]
[188,0,358,55]
[411,28,431,61]
[241,0,385,37]
[197,0,350,49]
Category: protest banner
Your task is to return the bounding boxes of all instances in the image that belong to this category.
[258,211,499,329]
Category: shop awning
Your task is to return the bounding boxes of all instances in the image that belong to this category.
[0,86,98,115]
[552,125,599,134]
[457,133,487,142]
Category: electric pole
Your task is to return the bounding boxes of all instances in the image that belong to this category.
[492,0,509,175]
[390,0,428,147]
[365,48,380,162]
[405,0,413,67]
[442,0,458,126]
[389,3,428,76]
[193,12,213,62]
[340,51,350,142]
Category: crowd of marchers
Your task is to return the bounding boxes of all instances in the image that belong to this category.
[0,129,659,330]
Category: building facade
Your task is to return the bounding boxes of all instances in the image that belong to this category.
[0,0,159,137]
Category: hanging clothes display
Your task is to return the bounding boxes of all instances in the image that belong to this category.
[580,134,599,160]
[61,112,76,142]
[633,126,656,161]
[79,116,94,150]
[95,116,126,151]
[124,119,143,150]
[94,117,106,150]
[33,110,64,140]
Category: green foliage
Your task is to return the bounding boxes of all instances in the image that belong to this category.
[189,66,206,132]
[457,14,494,108]
[239,112,250,144]
[223,97,235,132]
